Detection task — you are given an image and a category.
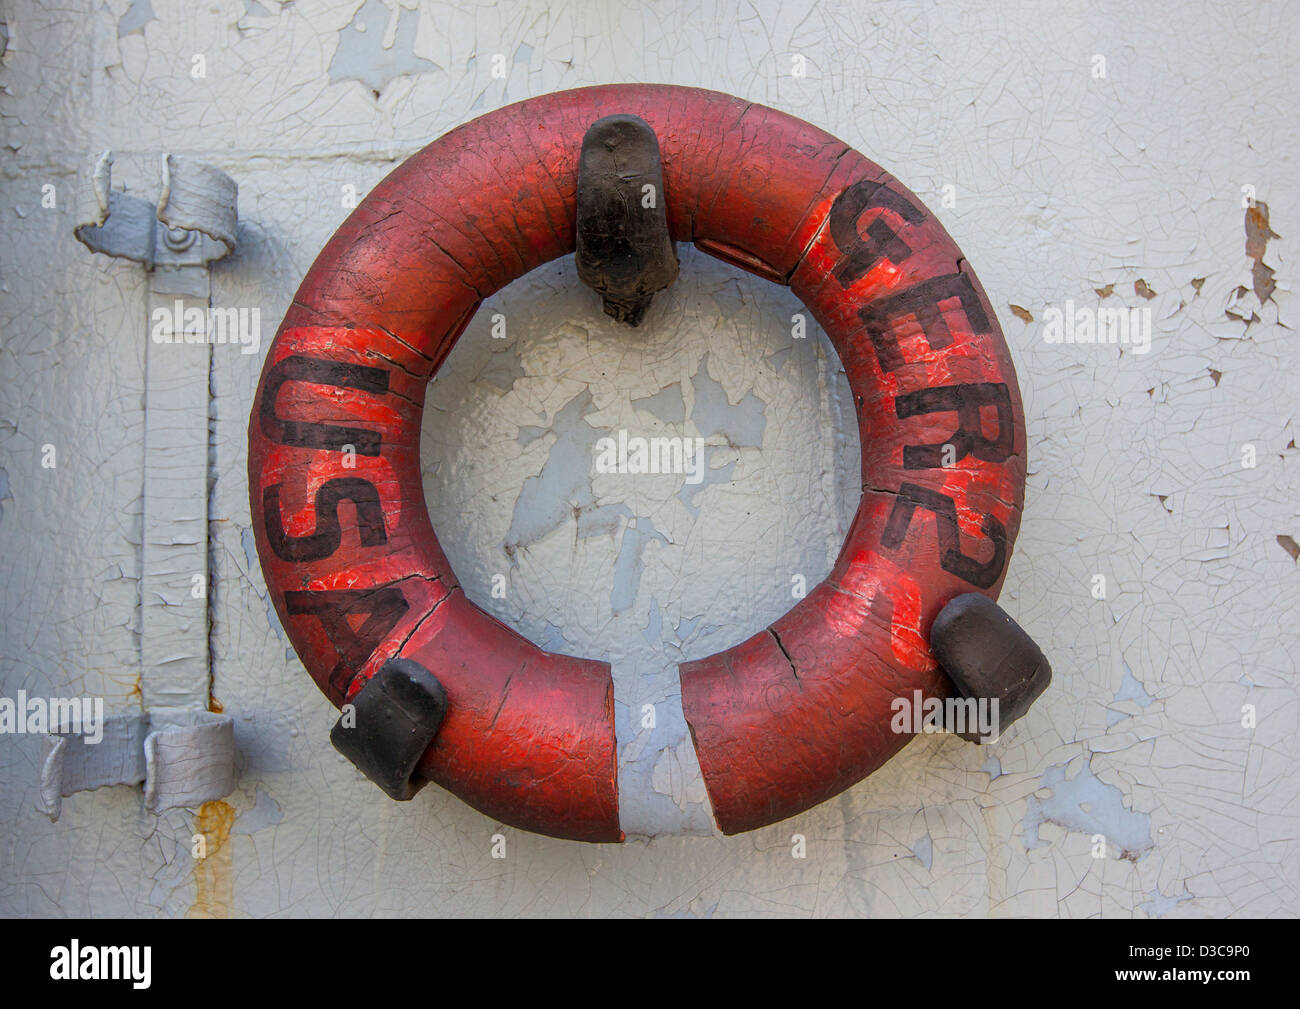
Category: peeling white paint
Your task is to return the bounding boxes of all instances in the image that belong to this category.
[0,0,1297,917]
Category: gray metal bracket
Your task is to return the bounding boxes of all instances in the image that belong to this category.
[55,149,241,818]
[39,708,238,822]
[74,150,237,294]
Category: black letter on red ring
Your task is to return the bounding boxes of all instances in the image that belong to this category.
[829,180,926,288]
[895,382,1014,469]
[880,483,1006,588]
[284,586,410,698]
[264,477,388,563]
[858,272,992,373]
[260,355,389,455]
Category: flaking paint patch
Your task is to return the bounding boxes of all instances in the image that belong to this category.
[240,526,258,572]
[535,620,572,653]
[1140,886,1193,917]
[650,738,708,808]
[117,0,156,38]
[1022,759,1153,861]
[911,834,934,871]
[517,424,546,448]
[632,383,686,424]
[329,0,436,96]
[1107,661,1154,727]
[643,597,663,645]
[505,389,604,552]
[611,518,669,614]
[690,352,767,449]
[576,501,632,541]
[476,341,526,393]
[676,446,737,518]
[1245,202,1280,304]
[232,786,283,835]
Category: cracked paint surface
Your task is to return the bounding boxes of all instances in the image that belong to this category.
[0,0,1297,916]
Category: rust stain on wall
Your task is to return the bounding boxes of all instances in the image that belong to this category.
[188,800,236,918]
[1245,202,1279,304]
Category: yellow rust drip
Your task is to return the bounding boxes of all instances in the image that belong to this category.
[188,800,236,918]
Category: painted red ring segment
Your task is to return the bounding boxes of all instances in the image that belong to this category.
[248,84,1026,842]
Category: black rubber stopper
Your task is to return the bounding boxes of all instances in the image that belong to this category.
[330,658,448,800]
[929,593,1052,743]
[575,113,679,326]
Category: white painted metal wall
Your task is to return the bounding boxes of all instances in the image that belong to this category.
[1,0,1296,916]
